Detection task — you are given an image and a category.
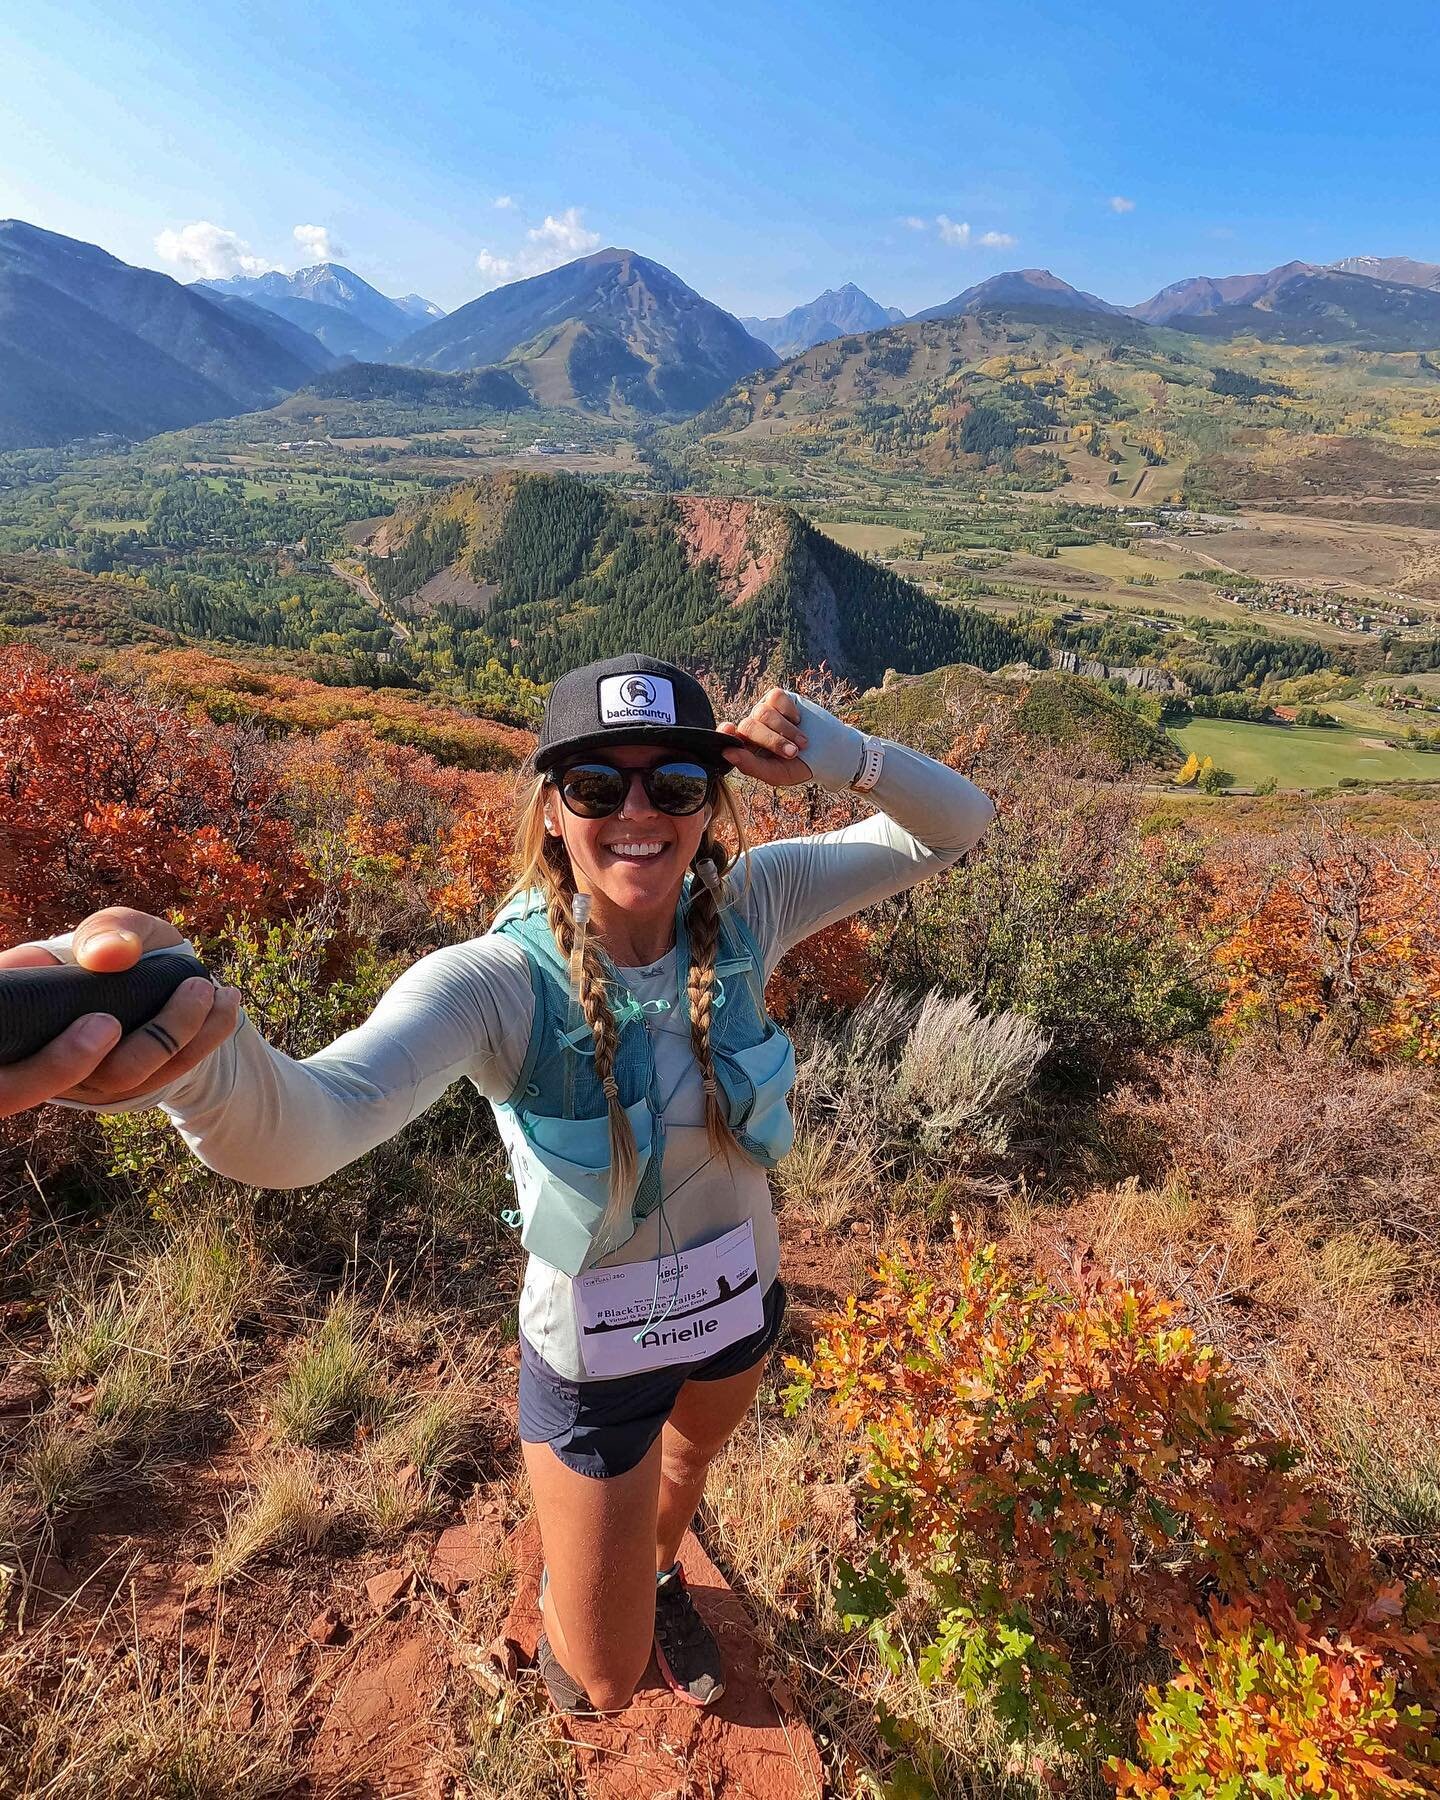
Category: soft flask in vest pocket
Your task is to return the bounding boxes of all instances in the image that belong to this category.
[494,1094,657,1276]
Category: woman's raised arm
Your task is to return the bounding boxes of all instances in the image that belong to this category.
[733,693,996,970]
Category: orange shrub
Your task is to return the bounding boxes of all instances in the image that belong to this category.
[1199,823,1440,1062]
[1111,1605,1440,1798]
[788,1236,1440,1751]
[0,645,312,941]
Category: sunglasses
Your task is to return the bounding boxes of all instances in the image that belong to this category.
[551,758,718,819]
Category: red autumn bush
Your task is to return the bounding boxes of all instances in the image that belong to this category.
[0,645,312,942]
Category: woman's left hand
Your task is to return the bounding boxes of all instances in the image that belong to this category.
[716,687,813,787]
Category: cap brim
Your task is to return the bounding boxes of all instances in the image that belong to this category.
[534,725,734,773]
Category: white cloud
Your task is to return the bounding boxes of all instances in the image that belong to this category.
[901,215,928,231]
[475,249,518,282]
[1109,195,1136,214]
[920,215,1017,250]
[154,220,277,280]
[493,194,515,209]
[527,207,602,257]
[293,222,342,262]
[474,205,604,291]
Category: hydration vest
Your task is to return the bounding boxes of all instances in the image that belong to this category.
[488,878,796,1278]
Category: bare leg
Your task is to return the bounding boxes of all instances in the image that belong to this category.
[656,1354,768,1572]
[523,1435,662,1711]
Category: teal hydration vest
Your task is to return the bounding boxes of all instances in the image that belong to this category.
[488,878,796,1278]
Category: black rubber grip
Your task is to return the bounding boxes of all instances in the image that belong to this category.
[0,951,213,1066]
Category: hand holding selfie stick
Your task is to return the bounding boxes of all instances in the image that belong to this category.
[0,951,213,1066]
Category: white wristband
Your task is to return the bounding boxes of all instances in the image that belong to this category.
[849,737,885,793]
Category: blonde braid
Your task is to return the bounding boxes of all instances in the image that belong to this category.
[542,846,638,1249]
[687,829,737,1160]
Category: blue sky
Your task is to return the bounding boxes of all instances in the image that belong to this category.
[3,0,1437,319]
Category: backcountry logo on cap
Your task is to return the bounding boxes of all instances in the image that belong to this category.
[598,672,677,726]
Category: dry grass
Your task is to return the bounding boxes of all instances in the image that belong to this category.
[1109,1038,1440,1248]
[3,1211,281,1565]
[349,1377,481,1540]
[775,1121,882,1234]
[446,1687,578,1800]
[0,1624,294,1799]
[270,1295,387,1446]
[202,1451,330,1588]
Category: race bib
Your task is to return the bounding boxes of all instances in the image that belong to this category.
[574,1220,765,1379]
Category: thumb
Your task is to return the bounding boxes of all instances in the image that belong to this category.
[72,908,181,973]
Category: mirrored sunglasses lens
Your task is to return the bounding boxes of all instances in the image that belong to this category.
[559,764,626,816]
[646,762,713,814]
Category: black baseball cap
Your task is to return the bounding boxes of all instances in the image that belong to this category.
[533,655,732,773]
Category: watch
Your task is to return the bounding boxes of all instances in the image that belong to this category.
[849,736,885,792]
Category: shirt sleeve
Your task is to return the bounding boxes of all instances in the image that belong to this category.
[735,693,995,974]
[31,933,536,1190]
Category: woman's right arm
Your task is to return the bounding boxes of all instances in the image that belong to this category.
[3,913,535,1188]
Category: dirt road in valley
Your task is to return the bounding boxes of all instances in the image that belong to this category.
[327,559,412,642]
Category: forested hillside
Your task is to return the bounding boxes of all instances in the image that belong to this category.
[364,472,1033,687]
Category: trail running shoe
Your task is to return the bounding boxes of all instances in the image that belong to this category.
[536,1631,595,1715]
[653,1562,725,1707]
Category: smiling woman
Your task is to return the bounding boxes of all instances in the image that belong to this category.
[1,648,995,1720]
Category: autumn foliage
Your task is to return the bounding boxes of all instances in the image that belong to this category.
[1112,1607,1440,1798]
[1198,822,1440,1063]
[0,645,313,942]
[789,1236,1440,1772]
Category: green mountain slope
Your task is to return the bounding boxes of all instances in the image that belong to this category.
[364,473,1030,686]
[396,249,777,418]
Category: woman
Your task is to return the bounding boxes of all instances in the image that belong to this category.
[0,653,994,1713]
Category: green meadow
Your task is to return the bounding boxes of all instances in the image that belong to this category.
[1168,716,1440,789]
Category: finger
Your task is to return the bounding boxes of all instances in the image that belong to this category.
[0,944,63,970]
[72,908,183,973]
[0,1013,123,1119]
[734,717,802,759]
[81,987,242,1104]
[722,745,812,786]
[755,703,808,747]
[763,688,801,724]
[74,977,219,1098]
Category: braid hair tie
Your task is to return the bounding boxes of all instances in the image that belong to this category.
[601,1076,619,1099]
[701,1076,718,1097]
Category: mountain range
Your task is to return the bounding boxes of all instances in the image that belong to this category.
[5,215,1440,453]
[742,284,905,357]
[199,263,444,361]
[0,219,337,450]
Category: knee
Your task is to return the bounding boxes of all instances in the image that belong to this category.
[661,1436,718,1488]
[582,1647,651,1713]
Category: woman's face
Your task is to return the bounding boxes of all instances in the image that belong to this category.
[544,744,714,923]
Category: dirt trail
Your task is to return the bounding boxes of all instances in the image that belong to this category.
[327,559,412,642]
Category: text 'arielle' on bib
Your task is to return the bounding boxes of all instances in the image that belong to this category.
[573,1219,765,1379]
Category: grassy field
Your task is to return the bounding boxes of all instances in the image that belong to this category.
[1169,716,1440,788]
[1054,542,1179,583]
[816,520,924,556]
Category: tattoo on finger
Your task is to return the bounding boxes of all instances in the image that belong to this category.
[142,1021,181,1056]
